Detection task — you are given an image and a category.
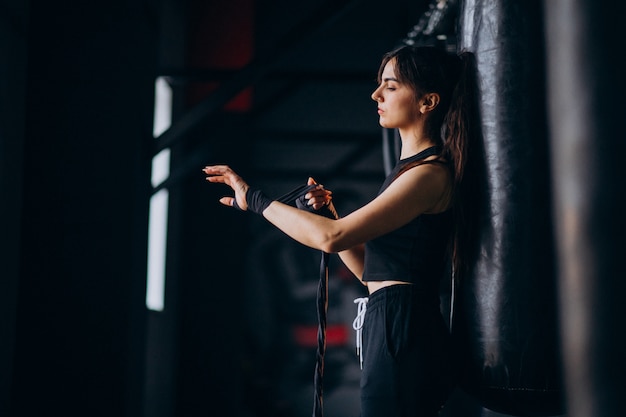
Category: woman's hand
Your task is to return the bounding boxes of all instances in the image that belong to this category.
[305,177,333,210]
[203,165,250,210]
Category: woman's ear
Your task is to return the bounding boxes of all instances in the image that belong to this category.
[419,93,440,114]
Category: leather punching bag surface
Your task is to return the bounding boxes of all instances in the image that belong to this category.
[451,1,564,415]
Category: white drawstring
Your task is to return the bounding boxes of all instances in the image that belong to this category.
[352,297,369,370]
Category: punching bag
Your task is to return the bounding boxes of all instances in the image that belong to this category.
[450,1,564,415]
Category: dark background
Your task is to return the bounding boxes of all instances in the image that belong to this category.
[1,0,439,415]
[3,1,626,417]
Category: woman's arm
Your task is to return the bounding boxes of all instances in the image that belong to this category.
[338,245,366,283]
[203,162,450,254]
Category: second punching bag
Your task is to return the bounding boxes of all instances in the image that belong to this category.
[450,1,564,416]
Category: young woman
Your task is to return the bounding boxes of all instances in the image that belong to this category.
[203,45,478,417]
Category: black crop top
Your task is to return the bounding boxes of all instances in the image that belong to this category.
[362,148,453,291]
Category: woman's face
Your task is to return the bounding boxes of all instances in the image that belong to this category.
[371,59,421,130]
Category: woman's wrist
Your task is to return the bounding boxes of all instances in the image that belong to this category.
[245,188,273,214]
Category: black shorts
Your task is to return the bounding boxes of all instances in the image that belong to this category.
[360,284,452,417]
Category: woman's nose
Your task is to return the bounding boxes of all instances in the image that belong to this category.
[371,88,381,102]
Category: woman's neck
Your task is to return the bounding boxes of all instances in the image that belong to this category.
[398,129,435,159]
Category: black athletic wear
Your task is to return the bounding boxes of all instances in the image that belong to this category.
[358,147,454,416]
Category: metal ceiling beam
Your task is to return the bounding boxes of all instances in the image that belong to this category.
[154,0,361,155]
[160,69,376,85]
[253,131,381,144]
[255,170,384,182]
[152,130,381,194]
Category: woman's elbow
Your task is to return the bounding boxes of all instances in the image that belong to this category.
[318,232,348,254]
[319,241,339,254]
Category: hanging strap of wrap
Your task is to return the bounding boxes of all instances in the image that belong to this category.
[252,182,338,417]
[312,251,329,417]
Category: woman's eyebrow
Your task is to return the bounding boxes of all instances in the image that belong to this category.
[383,77,399,82]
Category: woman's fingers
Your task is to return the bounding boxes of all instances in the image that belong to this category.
[205,175,225,184]
[203,165,249,210]
[203,165,241,186]
[311,195,332,209]
[305,188,332,200]
[305,186,332,209]
[203,165,236,183]
[219,196,235,207]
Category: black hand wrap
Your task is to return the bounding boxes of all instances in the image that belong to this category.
[232,188,273,214]
[233,183,339,220]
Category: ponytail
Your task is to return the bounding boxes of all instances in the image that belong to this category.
[442,50,484,283]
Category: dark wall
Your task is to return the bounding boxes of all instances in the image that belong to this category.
[0,1,29,415]
[8,1,157,415]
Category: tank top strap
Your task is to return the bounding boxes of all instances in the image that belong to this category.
[380,146,443,193]
[394,158,450,182]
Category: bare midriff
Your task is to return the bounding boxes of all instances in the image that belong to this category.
[366,280,412,295]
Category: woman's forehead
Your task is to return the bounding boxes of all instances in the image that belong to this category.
[382,59,398,78]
